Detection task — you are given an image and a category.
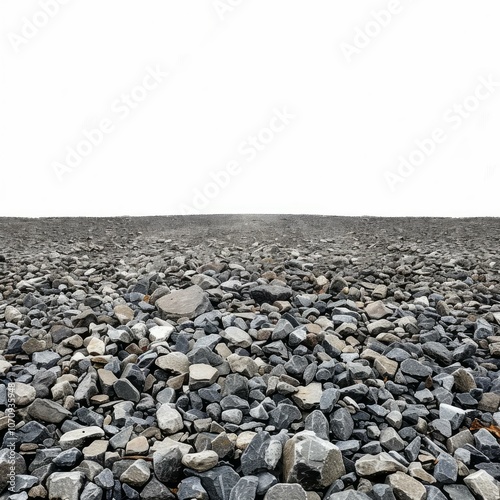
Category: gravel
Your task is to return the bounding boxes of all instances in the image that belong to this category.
[1,215,500,499]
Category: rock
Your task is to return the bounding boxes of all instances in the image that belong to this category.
[46,472,83,500]
[59,426,105,450]
[292,382,322,410]
[113,379,141,403]
[283,430,345,489]
[188,465,240,500]
[433,454,458,484]
[14,383,36,406]
[230,476,259,500]
[178,477,208,500]
[120,459,150,487]
[452,368,477,392]
[114,304,134,324]
[380,428,405,452]
[27,398,72,424]
[386,471,426,500]
[141,477,175,500]
[331,408,354,441]
[268,404,302,430]
[241,432,273,475]
[94,468,114,489]
[222,326,253,348]
[125,436,149,455]
[264,484,307,500]
[305,410,330,440]
[53,448,83,468]
[80,482,103,500]
[182,451,219,472]
[0,449,26,492]
[439,404,465,431]
[365,301,392,319]
[156,352,190,373]
[355,452,407,477]
[421,342,453,365]
[156,285,211,320]
[156,404,183,434]
[400,359,432,378]
[189,364,219,390]
[464,470,500,500]
[250,285,293,303]
[153,447,183,483]
[5,305,22,323]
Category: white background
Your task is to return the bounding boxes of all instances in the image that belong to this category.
[1,0,499,217]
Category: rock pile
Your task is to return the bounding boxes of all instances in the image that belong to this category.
[1,216,500,499]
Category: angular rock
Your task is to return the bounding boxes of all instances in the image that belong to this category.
[283,430,345,489]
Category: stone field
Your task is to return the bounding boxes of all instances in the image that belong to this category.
[1,215,500,500]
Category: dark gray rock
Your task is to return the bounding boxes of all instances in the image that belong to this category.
[331,408,354,440]
[229,476,258,500]
[187,465,240,500]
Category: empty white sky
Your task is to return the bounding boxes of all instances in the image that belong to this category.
[1,0,499,217]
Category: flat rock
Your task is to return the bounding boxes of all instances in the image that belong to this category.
[156,285,212,320]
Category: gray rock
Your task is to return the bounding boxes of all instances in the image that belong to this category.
[113,379,141,403]
[283,430,345,489]
[156,404,183,434]
[141,477,175,499]
[229,476,258,500]
[80,482,103,500]
[241,432,273,475]
[439,403,465,431]
[464,470,500,500]
[0,448,26,492]
[119,459,150,487]
[421,342,453,365]
[320,388,340,413]
[327,492,372,500]
[156,285,212,320]
[12,475,38,492]
[264,484,307,500]
[331,408,354,440]
[94,468,114,489]
[400,359,432,378]
[46,472,84,500]
[355,452,407,477]
[53,448,83,468]
[27,398,72,424]
[433,453,458,484]
[153,447,183,483]
[305,410,330,440]
[380,428,405,452]
[442,484,475,500]
[178,477,209,500]
[188,465,240,500]
[250,285,293,303]
[386,471,426,500]
[474,428,500,460]
[268,404,302,430]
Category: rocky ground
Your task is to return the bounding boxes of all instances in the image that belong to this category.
[1,215,500,500]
